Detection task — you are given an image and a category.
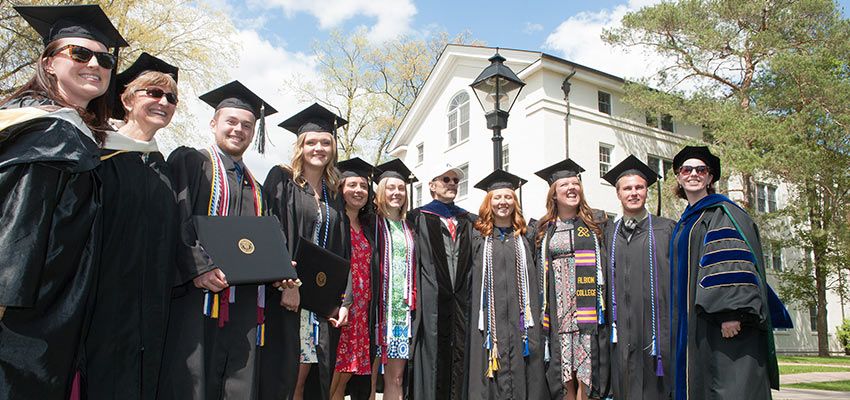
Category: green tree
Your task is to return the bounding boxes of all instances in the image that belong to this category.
[604,0,850,356]
[284,28,479,164]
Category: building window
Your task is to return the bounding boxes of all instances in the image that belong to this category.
[416,143,424,165]
[647,155,674,180]
[458,163,469,198]
[645,112,675,133]
[502,144,510,172]
[599,144,613,177]
[809,305,818,332]
[756,183,778,213]
[763,243,783,271]
[413,183,422,208]
[660,114,674,132]
[597,91,611,115]
[448,92,470,147]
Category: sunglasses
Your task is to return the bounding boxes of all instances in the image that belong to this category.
[678,165,710,176]
[135,88,179,105]
[53,44,117,69]
[434,176,460,184]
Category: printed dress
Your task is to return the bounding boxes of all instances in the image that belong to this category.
[551,218,593,388]
[335,227,372,374]
[378,219,413,360]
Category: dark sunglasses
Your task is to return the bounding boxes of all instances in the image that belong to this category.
[678,165,710,176]
[434,176,460,184]
[53,44,117,69]
[135,88,179,105]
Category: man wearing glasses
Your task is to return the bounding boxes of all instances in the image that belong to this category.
[408,164,476,400]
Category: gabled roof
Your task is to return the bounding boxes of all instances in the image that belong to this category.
[388,44,630,153]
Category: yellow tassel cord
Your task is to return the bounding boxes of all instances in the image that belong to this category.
[211,294,220,318]
[485,342,500,378]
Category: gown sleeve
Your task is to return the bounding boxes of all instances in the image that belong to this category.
[0,163,63,307]
[694,208,766,325]
[167,146,216,284]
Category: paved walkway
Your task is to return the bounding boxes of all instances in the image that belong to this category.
[782,371,850,385]
[773,388,850,399]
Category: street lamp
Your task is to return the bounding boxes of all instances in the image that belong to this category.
[470,50,525,170]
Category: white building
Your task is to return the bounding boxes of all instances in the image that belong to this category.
[388,44,846,354]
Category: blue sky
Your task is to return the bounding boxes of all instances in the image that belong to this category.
[184,0,850,175]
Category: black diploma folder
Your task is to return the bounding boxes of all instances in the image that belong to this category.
[193,216,297,285]
[293,236,350,318]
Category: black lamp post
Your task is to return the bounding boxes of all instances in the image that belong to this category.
[470,50,525,170]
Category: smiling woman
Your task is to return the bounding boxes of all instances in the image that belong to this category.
[83,52,181,399]
[0,5,127,399]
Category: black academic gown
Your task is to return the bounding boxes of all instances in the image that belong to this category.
[407,208,475,400]
[83,149,178,400]
[263,166,347,400]
[159,147,289,400]
[0,100,102,400]
[530,215,612,400]
[605,214,674,400]
[466,229,546,400]
[671,195,778,400]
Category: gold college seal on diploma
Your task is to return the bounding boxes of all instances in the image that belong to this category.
[316,272,327,287]
[238,238,255,254]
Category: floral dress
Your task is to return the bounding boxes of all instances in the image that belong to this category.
[551,218,592,387]
[335,227,372,374]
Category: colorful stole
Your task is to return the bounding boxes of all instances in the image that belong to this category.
[539,218,605,361]
[200,146,267,346]
[477,231,534,378]
[609,214,664,377]
[309,179,332,346]
[376,217,417,368]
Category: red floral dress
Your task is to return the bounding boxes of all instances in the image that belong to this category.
[335,226,372,374]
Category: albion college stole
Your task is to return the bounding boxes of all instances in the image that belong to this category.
[573,222,602,331]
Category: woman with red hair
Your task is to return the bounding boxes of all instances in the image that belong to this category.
[466,170,545,400]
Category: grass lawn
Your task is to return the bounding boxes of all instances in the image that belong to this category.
[779,364,850,375]
[778,355,850,366]
[786,380,850,392]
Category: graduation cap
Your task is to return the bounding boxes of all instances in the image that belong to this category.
[112,52,179,120]
[279,103,348,137]
[673,145,721,182]
[337,157,377,180]
[474,169,527,192]
[602,155,659,187]
[376,158,417,184]
[535,158,585,185]
[15,5,128,48]
[200,81,278,154]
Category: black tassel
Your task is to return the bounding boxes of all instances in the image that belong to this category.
[656,176,662,216]
[256,104,266,154]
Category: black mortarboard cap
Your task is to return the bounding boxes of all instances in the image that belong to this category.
[112,52,179,120]
[376,158,417,184]
[474,169,527,192]
[279,103,348,136]
[15,5,128,48]
[535,158,585,185]
[200,81,278,154]
[673,145,721,182]
[337,157,377,180]
[602,155,659,187]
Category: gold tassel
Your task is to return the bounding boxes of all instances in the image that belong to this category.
[485,342,500,378]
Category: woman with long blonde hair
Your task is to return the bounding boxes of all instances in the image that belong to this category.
[466,170,546,399]
[370,159,417,400]
[532,159,610,400]
[264,104,348,400]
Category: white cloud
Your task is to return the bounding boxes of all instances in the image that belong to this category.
[262,0,417,43]
[543,0,667,82]
[523,22,544,35]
